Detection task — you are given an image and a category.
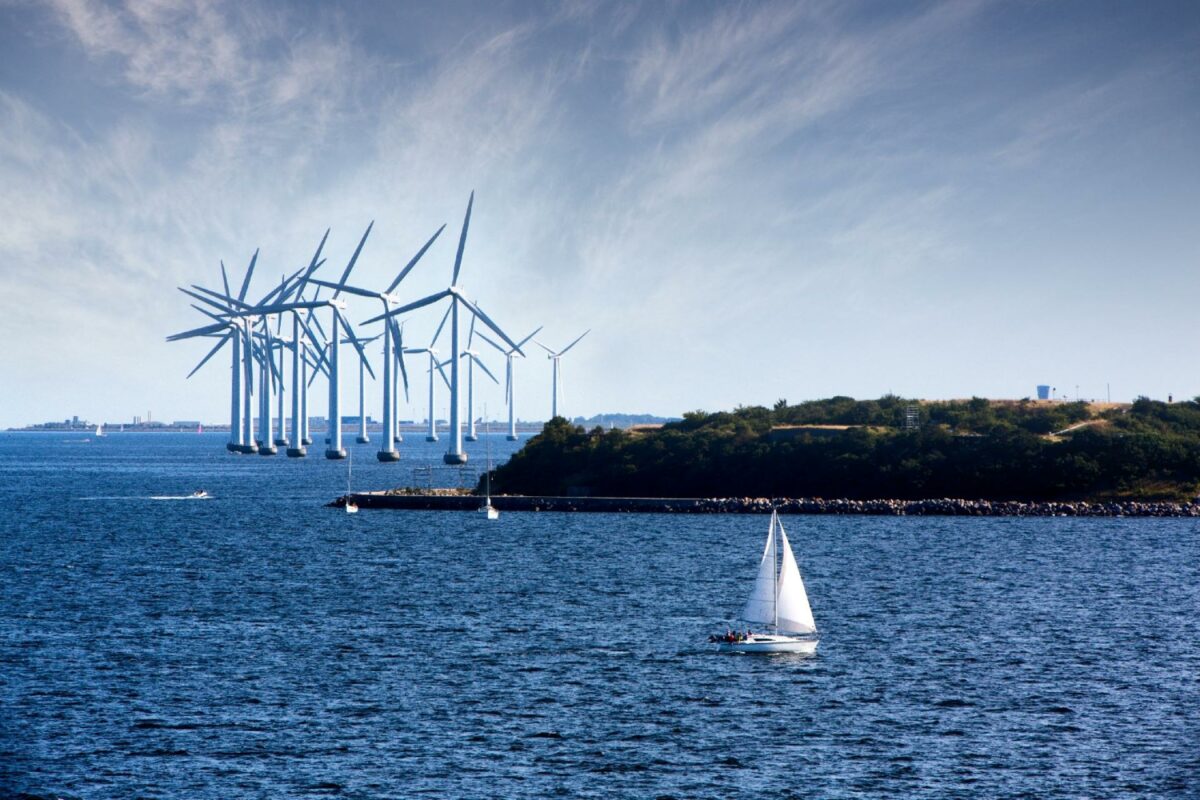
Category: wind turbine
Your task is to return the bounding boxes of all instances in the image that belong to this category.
[476,326,542,440]
[404,345,447,442]
[167,250,262,452]
[306,224,445,461]
[169,231,328,454]
[535,330,590,420]
[361,192,525,465]
[297,223,379,459]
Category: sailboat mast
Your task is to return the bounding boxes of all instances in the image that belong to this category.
[772,510,779,633]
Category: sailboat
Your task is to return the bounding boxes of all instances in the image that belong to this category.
[479,416,499,520]
[95,423,105,438]
[344,451,359,514]
[715,509,819,654]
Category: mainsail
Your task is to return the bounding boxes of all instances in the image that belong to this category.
[739,510,817,634]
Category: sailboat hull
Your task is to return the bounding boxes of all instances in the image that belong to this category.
[718,634,818,654]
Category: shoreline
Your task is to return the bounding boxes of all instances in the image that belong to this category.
[331,493,1200,517]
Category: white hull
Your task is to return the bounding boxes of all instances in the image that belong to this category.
[480,504,499,520]
[718,634,818,654]
[345,503,359,514]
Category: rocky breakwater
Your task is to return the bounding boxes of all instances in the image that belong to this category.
[696,497,1200,517]
[329,493,1200,516]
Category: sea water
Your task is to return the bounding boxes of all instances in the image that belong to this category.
[1,432,1197,798]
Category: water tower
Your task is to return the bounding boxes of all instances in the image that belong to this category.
[1036,385,1051,400]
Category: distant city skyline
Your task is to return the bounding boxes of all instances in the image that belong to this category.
[1,1,1198,429]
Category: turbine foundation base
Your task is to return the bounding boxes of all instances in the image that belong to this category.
[443,452,468,465]
[274,438,289,447]
[506,435,519,441]
[302,437,313,446]
[286,447,307,458]
[425,436,439,442]
[356,436,370,444]
[377,450,401,463]
[465,435,478,442]
[325,448,348,460]
[258,445,278,456]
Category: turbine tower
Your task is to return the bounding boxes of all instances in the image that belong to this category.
[535,330,590,420]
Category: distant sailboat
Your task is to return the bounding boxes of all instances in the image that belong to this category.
[197,423,203,434]
[714,510,819,654]
[95,423,105,438]
[345,450,358,514]
[479,414,499,519]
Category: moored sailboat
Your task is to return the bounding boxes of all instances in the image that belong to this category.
[479,415,499,520]
[715,509,819,654]
[345,450,358,514]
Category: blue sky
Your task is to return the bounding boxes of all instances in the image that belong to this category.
[1,0,1198,427]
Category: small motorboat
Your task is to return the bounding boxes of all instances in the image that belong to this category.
[191,490,209,499]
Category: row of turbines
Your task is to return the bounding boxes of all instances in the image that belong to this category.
[168,193,589,464]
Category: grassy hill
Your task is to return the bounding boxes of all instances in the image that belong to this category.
[489,396,1200,502]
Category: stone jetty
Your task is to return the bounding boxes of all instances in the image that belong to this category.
[330,493,1200,517]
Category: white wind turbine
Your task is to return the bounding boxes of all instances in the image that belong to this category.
[361,192,525,465]
[476,326,542,441]
[306,223,445,461]
[535,330,590,420]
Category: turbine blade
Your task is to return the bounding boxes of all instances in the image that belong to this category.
[532,339,556,356]
[558,329,590,356]
[387,224,446,294]
[515,325,544,352]
[167,321,230,341]
[430,302,453,346]
[471,354,499,384]
[306,277,378,299]
[451,191,473,286]
[360,289,453,326]
[298,315,330,375]
[392,320,411,403]
[178,286,234,313]
[189,303,230,325]
[334,221,373,297]
[435,357,451,390]
[307,228,330,275]
[220,260,231,299]
[467,311,477,349]
[337,309,377,381]
[192,284,252,310]
[456,294,521,353]
[185,332,231,378]
[474,330,505,355]
[237,249,258,302]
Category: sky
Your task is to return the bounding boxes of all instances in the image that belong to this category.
[0,0,1198,428]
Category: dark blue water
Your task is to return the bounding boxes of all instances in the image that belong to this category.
[1,433,1198,798]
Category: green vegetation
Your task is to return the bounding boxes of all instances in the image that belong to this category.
[489,397,1200,501]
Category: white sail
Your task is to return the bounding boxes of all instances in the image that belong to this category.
[775,520,817,634]
[740,511,779,626]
